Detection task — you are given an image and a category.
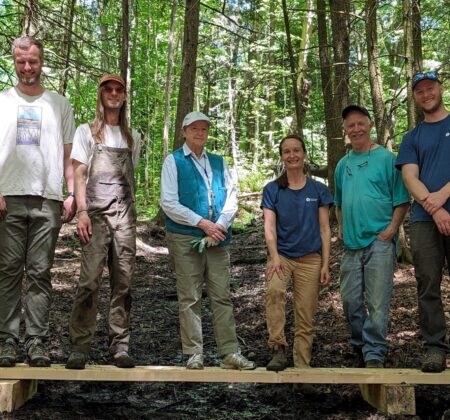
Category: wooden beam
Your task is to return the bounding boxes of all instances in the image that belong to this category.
[0,380,37,412]
[360,384,416,415]
[0,365,450,384]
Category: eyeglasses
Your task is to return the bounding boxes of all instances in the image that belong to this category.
[345,146,372,176]
[412,71,439,85]
[103,86,125,94]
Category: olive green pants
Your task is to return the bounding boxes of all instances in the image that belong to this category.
[166,231,239,357]
[0,196,62,344]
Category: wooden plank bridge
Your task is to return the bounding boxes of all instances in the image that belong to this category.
[2,365,450,415]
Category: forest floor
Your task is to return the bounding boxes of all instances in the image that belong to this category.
[4,210,450,419]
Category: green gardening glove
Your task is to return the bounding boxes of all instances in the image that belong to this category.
[190,236,219,253]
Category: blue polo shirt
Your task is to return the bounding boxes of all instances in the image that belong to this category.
[261,178,333,258]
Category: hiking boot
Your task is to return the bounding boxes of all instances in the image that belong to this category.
[365,359,384,368]
[0,338,17,368]
[421,350,446,373]
[266,345,288,372]
[220,352,256,370]
[66,351,88,370]
[27,337,50,367]
[352,346,365,368]
[186,353,204,370]
[113,351,135,368]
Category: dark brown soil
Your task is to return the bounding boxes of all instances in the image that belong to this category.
[4,219,450,419]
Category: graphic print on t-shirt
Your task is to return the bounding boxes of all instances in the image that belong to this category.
[16,106,42,145]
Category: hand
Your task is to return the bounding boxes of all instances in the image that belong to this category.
[0,195,6,220]
[422,191,448,215]
[76,212,92,244]
[63,196,76,223]
[197,219,227,242]
[377,225,396,242]
[432,208,450,236]
[265,255,284,281]
[337,226,343,242]
[320,266,330,287]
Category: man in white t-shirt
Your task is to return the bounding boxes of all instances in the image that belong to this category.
[0,36,76,368]
[66,74,140,370]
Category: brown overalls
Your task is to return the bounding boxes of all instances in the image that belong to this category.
[69,143,136,355]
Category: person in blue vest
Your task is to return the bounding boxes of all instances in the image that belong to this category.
[160,111,256,370]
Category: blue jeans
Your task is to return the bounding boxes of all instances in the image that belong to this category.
[340,238,395,362]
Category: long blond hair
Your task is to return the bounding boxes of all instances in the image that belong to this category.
[90,86,133,148]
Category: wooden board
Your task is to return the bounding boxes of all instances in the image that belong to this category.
[0,380,37,412]
[0,365,450,384]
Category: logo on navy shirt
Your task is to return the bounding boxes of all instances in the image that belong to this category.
[306,197,318,202]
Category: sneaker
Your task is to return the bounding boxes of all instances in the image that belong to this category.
[113,351,135,368]
[66,351,88,370]
[186,353,204,370]
[220,352,256,370]
[0,338,17,368]
[365,359,384,368]
[421,350,446,373]
[27,337,50,367]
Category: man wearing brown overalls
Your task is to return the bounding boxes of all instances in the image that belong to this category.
[66,74,140,369]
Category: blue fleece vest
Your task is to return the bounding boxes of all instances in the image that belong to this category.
[165,148,232,244]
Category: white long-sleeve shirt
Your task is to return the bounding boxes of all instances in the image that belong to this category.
[160,143,237,229]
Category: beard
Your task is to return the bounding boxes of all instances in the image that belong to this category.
[17,69,41,87]
[421,93,444,115]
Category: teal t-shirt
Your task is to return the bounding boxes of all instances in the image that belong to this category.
[334,145,410,250]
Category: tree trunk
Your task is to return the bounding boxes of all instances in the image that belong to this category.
[281,0,303,136]
[21,0,39,36]
[366,0,392,148]
[163,0,178,158]
[58,0,76,96]
[173,0,201,150]
[296,0,314,134]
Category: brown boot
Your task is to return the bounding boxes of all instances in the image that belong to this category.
[266,345,288,371]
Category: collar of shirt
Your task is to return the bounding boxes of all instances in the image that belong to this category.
[183,142,208,162]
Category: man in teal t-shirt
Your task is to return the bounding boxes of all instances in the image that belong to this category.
[334,105,410,368]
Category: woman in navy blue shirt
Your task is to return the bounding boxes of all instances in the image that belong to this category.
[262,134,333,376]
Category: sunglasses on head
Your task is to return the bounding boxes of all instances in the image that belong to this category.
[412,71,439,85]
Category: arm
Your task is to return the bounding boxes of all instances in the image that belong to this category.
[402,163,450,214]
[263,207,284,281]
[377,203,409,241]
[335,206,343,241]
[63,143,76,222]
[318,206,331,287]
[402,163,450,235]
[73,160,92,244]
[0,194,6,220]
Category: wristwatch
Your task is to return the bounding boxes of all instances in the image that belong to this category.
[67,192,75,198]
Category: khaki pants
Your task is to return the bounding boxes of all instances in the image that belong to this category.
[0,196,62,344]
[166,231,239,357]
[69,198,136,354]
[266,253,321,367]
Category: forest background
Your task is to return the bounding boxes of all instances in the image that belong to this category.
[0,0,449,221]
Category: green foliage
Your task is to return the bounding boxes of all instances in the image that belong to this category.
[0,0,449,219]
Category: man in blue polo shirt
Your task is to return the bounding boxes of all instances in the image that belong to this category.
[335,105,409,368]
[160,111,256,371]
[396,71,450,372]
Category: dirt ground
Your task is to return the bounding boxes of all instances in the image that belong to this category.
[4,217,450,420]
